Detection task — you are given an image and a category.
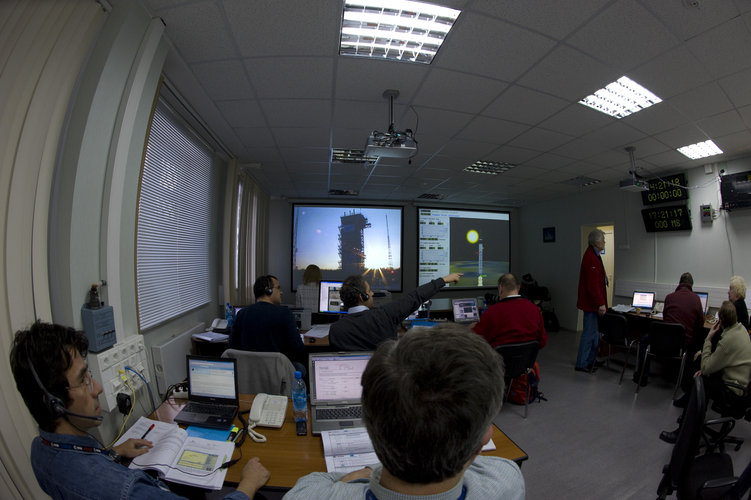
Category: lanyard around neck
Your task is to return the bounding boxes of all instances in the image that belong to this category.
[40,437,120,463]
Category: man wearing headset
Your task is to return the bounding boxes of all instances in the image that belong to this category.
[10,321,269,499]
[230,274,307,374]
[329,273,462,351]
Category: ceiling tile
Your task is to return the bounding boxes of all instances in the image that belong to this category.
[456,116,529,144]
[646,0,743,41]
[158,1,238,64]
[436,12,556,81]
[216,100,266,128]
[686,16,751,78]
[507,127,574,152]
[272,127,331,148]
[668,82,734,122]
[517,45,618,101]
[245,57,333,99]
[697,110,747,138]
[718,67,751,108]
[413,69,507,114]
[192,60,253,100]
[567,1,679,71]
[259,99,331,128]
[483,86,569,125]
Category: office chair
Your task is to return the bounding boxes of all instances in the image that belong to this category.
[598,312,637,384]
[221,349,296,397]
[494,341,539,418]
[636,321,686,397]
[657,376,737,500]
[707,380,751,453]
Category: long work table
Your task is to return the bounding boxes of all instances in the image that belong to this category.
[152,394,528,490]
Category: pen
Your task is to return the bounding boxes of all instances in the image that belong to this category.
[140,423,155,440]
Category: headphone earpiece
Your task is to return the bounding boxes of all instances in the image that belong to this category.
[263,276,273,296]
[353,286,369,302]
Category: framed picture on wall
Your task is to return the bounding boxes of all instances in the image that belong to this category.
[543,226,555,243]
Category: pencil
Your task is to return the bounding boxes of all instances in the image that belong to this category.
[140,423,155,440]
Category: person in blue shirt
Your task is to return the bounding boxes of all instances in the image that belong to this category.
[10,321,269,500]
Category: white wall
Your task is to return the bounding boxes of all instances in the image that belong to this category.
[519,158,751,332]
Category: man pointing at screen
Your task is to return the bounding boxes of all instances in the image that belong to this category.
[329,273,462,351]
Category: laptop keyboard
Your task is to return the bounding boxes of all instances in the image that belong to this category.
[316,406,362,420]
[183,402,236,418]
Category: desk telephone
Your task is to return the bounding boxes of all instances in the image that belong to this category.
[245,394,288,443]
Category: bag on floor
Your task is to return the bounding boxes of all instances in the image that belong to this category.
[507,362,546,405]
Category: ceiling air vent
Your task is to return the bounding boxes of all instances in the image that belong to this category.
[328,189,359,196]
[417,193,446,200]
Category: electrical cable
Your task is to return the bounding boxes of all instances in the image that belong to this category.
[125,365,156,412]
[105,371,135,448]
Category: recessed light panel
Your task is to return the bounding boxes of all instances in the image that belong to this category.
[677,139,723,160]
[561,176,601,187]
[579,76,662,119]
[463,160,516,175]
[340,0,461,64]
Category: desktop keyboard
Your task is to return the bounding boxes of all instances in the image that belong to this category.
[316,406,362,420]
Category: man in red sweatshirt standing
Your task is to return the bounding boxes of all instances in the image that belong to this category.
[575,229,608,373]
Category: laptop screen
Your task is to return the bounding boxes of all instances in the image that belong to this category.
[187,356,238,401]
[319,281,346,313]
[452,298,480,322]
[310,353,372,404]
[632,291,655,309]
[696,292,709,315]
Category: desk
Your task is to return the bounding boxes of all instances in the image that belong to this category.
[153,395,527,489]
[303,335,329,347]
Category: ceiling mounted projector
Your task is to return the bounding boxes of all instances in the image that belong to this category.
[619,146,649,192]
[364,90,418,159]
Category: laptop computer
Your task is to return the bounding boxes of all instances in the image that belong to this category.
[452,297,480,323]
[173,355,239,429]
[695,291,709,315]
[309,352,372,434]
[631,291,656,313]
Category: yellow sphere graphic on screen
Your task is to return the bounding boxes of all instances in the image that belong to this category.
[466,230,479,244]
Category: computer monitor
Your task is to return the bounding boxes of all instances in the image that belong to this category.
[405,300,431,321]
[319,281,345,314]
[631,291,655,310]
[452,298,480,323]
[695,292,709,315]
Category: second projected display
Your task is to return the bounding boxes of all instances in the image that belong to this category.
[418,208,510,288]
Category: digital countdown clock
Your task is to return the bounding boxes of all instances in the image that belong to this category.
[641,173,688,205]
[641,204,692,232]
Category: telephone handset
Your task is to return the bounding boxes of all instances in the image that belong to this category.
[211,318,228,331]
[245,393,288,443]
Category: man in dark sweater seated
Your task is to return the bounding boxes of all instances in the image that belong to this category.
[472,273,548,350]
[329,273,461,351]
[230,274,306,373]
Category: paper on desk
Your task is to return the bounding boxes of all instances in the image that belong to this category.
[192,331,229,342]
[304,324,331,338]
[611,304,635,313]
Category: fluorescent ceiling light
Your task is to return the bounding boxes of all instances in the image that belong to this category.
[463,160,516,175]
[340,0,461,64]
[677,139,723,160]
[579,76,662,119]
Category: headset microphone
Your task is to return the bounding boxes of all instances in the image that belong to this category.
[27,352,104,422]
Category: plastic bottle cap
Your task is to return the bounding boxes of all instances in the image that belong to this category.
[294,371,302,379]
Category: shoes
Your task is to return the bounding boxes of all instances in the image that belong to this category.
[660,430,678,444]
[673,394,688,408]
[632,374,648,387]
[593,359,606,368]
[575,365,597,373]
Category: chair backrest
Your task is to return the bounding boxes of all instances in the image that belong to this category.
[220,349,296,397]
[667,376,707,489]
[599,313,629,344]
[495,341,539,379]
[648,321,686,357]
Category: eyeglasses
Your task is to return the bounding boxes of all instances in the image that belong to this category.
[66,370,95,394]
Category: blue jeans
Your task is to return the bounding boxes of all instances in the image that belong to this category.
[576,311,600,368]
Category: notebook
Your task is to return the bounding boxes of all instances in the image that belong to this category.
[309,352,372,434]
[452,297,480,323]
[695,291,709,315]
[173,356,239,430]
[631,291,656,313]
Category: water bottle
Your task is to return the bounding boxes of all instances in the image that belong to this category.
[292,371,308,423]
[225,302,234,329]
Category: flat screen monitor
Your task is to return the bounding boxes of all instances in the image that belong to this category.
[292,204,403,291]
[695,291,709,315]
[632,291,655,310]
[418,207,510,289]
[452,298,480,323]
[319,281,345,314]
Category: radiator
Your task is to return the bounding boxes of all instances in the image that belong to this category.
[151,323,204,395]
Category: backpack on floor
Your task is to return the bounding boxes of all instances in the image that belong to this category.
[507,362,546,405]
